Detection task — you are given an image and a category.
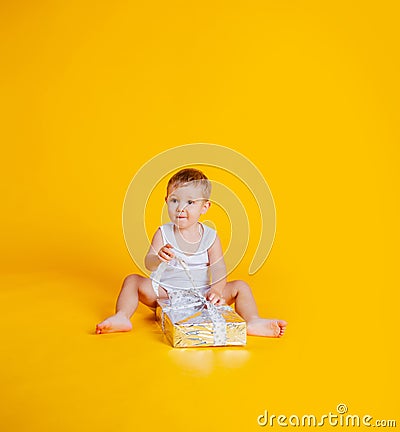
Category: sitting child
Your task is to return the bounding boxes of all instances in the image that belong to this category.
[96,168,287,337]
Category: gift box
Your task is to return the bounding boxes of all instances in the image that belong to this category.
[155,297,247,348]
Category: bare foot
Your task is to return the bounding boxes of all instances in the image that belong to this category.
[247,318,287,337]
[96,312,133,334]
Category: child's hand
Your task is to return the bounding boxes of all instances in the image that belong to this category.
[158,243,175,262]
[207,290,226,306]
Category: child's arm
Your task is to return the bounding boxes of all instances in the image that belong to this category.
[207,234,227,305]
[145,228,175,271]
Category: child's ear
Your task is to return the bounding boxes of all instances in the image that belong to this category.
[201,200,211,214]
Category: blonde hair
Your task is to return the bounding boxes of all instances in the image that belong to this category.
[167,168,211,199]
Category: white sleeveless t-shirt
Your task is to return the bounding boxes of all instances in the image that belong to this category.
[150,222,217,296]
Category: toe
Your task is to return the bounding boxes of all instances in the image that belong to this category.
[96,320,111,332]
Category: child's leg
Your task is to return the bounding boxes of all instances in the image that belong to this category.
[96,274,158,334]
[223,280,287,337]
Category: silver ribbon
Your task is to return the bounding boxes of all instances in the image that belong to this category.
[155,257,227,345]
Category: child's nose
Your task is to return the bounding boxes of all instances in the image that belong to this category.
[176,202,186,213]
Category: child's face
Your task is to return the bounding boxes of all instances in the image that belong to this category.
[165,183,210,228]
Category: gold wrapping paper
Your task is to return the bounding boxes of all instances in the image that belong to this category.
[155,299,247,347]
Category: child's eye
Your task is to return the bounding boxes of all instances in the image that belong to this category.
[188,200,194,205]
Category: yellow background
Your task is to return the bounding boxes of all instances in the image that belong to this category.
[1,1,399,431]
